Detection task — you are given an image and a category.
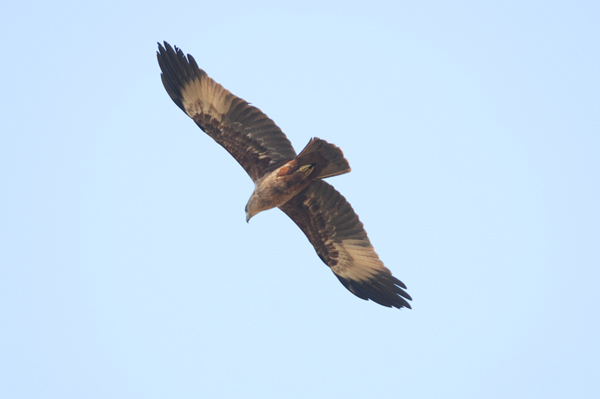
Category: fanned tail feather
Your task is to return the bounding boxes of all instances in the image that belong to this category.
[296,138,351,179]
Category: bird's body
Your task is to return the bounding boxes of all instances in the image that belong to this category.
[246,161,313,222]
[246,137,350,222]
[157,42,412,309]
[245,158,314,222]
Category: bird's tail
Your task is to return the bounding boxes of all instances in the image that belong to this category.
[296,138,351,179]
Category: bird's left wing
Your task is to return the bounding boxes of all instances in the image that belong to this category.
[157,42,297,181]
[279,180,412,309]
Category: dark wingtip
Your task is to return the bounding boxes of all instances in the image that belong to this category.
[335,273,413,310]
[156,41,208,115]
[157,41,172,56]
[156,41,189,112]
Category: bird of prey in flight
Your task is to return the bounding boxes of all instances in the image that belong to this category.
[157,42,412,309]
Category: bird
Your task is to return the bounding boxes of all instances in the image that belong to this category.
[157,42,412,309]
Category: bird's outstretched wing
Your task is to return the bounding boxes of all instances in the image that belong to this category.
[279,180,412,309]
[157,42,297,181]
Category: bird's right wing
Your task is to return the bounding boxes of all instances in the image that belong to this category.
[157,42,297,182]
[279,180,412,309]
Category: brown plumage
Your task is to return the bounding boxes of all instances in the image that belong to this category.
[157,42,412,309]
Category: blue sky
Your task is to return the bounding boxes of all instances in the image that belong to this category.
[1,1,599,398]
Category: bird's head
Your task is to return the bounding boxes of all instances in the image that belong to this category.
[245,202,252,223]
[245,189,277,222]
[245,194,260,223]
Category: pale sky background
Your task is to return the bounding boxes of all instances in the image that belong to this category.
[1,1,599,398]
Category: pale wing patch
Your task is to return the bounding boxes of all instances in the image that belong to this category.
[180,74,233,123]
[330,239,389,282]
